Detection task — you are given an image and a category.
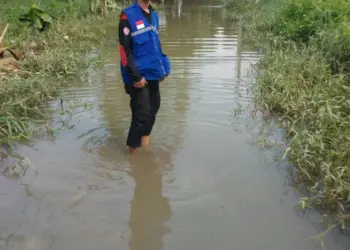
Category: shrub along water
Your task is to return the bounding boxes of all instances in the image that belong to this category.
[0,0,122,155]
[257,0,350,73]
[226,0,350,228]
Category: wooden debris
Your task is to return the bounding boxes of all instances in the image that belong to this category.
[0,57,20,75]
[0,46,9,56]
[0,57,16,65]
[0,24,9,45]
[0,24,26,78]
[6,49,25,60]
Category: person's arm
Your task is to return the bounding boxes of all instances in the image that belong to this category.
[118,12,143,83]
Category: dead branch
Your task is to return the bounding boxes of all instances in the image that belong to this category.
[0,24,9,45]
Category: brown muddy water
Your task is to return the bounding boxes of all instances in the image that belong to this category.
[1,1,350,250]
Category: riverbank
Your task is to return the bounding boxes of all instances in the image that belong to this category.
[0,1,121,159]
[225,0,350,229]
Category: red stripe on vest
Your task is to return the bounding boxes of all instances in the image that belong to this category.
[119,45,127,67]
[120,13,127,21]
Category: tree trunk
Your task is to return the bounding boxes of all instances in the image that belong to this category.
[104,0,108,17]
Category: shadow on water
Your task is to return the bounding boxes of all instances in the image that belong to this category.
[127,150,172,250]
[0,0,350,250]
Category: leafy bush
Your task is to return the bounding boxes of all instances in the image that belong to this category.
[257,0,350,72]
[222,0,251,12]
[237,0,350,222]
[265,0,342,40]
[255,40,350,213]
[0,0,119,151]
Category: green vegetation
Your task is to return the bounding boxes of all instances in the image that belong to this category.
[222,0,250,12]
[0,0,123,161]
[226,0,350,231]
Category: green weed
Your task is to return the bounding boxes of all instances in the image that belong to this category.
[0,0,121,170]
[226,0,350,234]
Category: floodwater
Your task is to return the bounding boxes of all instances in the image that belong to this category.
[1,1,349,250]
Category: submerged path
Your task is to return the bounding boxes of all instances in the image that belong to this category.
[0,1,349,250]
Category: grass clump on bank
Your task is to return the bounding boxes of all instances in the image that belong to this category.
[226,0,350,226]
[0,0,122,154]
[257,0,350,73]
[222,0,250,11]
[256,42,350,213]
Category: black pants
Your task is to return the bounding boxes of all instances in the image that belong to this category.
[124,80,160,148]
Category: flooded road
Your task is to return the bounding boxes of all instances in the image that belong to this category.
[1,1,349,250]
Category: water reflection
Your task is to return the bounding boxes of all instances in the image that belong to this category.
[128,151,171,250]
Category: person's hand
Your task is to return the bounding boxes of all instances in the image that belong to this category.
[134,78,147,88]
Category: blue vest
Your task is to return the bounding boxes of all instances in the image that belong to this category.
[120,2,171,85]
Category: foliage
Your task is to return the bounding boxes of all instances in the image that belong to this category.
[255,40,350,213]
[0,0,120,157]
[89,0,122,15]
[19,3,54,32]
[257,0,350,72]
[226,0,350,232]
[90,0,102,13]
[260,0,348,41]
[221,0,251,12]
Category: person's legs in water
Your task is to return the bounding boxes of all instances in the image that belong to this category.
[141,80,160,148]
[125,84,151,153]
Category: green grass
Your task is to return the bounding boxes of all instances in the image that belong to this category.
[255,41,350,211]
[225,0,350,232]
[222,0,249,10]
[256,0,350,73]
[221,0,252,19]
[0,0,122,161]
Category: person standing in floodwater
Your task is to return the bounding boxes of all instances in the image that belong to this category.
[118,0,171,154]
